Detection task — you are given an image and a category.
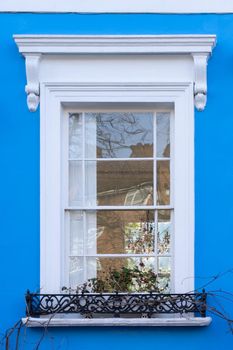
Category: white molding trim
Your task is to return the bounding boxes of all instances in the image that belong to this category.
[14,35,216,54]
[192,54,208,111]
[39,82,194,294]
[24,54,41,112]
[22,316,212,327]
[1,0,233,13]
[14,35,216,112]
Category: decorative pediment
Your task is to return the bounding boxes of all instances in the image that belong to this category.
[14,35,216,112]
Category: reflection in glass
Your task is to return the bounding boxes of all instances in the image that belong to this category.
[69,161,83,206]
[85,161,97,206]
[92,210,154,254]
[157,256,171,293]
[158,257,171,274]
[70,211,84,256]
[86,112,153,158]
[87,257,157,292]
[69,210,155,255]
[97,160,153,206]
[157,160,170,205]
[156,113,170,158]
[157,274,171,293]
[69,114,83,159]
[69,257,84,288]
[157,210,171,254]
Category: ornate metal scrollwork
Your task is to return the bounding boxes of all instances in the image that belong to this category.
[25,290,207,318]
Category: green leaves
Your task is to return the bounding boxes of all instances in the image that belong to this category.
[78,266,164,293]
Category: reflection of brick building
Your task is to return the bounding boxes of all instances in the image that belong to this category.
[95,142,169,279]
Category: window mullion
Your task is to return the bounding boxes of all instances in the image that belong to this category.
[153,112,158,277]
[82,113,87,283]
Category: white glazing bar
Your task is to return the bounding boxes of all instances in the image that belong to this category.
[62,112,70,288]
[82,113,87,282]
[153,112,158,275]
[64,208,70,288]
[83,211,87,282]
[85,113,97,280]
[81,113,85,206]
[69,254,172,258]
[65,205,174,211]
[69,157,155,161]
[170,111,173,288]
[156,157,171,161]
[153,112,157,207]
[170,110,174,207]
[170,209,175,292]
[154,209,158,274]
[169,111,174,290]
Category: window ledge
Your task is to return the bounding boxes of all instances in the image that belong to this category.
[22,316,212,327]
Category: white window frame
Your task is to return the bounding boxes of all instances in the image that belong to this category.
[14,35,216,326]
[63,107,173,291]
[40,82,193,294]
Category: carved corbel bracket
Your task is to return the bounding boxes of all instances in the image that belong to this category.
[14,35,216,112]
[24,54,41,112]
[192,54,209,111]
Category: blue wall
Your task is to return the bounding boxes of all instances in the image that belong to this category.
[0,14,233,349]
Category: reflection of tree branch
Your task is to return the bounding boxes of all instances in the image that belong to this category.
[96,112,152,158]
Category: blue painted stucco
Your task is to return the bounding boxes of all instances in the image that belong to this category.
[0,13,233,349]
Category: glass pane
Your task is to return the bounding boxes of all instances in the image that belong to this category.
[86,210,155,255]
[69,161,83,206]
[157,274,171,293]
[69,257,84,288]
[157,160,170,205]
[156,112,170,158]
[70,211,84,256]
[86,211,97,255]
[85,161,96,206]
[158,257,171,274]
[85,114,97,159]
[157,210,171,255]
[69,113,83,159]
[86,257,157,292]
[96,160,153,206]
[158,256,171,293]
[85,112,153,158]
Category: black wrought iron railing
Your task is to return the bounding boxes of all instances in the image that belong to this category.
[25,290,207,318]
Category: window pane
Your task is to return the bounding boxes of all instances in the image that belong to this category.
[156,112,170,158]
[87,257,157,292]
[157,210,171,255]
[85,210,155,255]
[86,112,153,158]
[158,257,171,293]
[69,113,83,159]
[96,160,153,206]
[85,161,97,206]
[157,274,171,293]
[157,160,170,205]
[69,161,83,206]
[70,211,84,256]
[69,257,84,288]
[158,256,171,274]
[68,256,171,292]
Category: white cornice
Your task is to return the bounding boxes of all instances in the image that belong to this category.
[13,35,216,112]
[14,35,216,55]
[1,0,233,13]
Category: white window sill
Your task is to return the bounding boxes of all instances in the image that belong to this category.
[22,316,212,327]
